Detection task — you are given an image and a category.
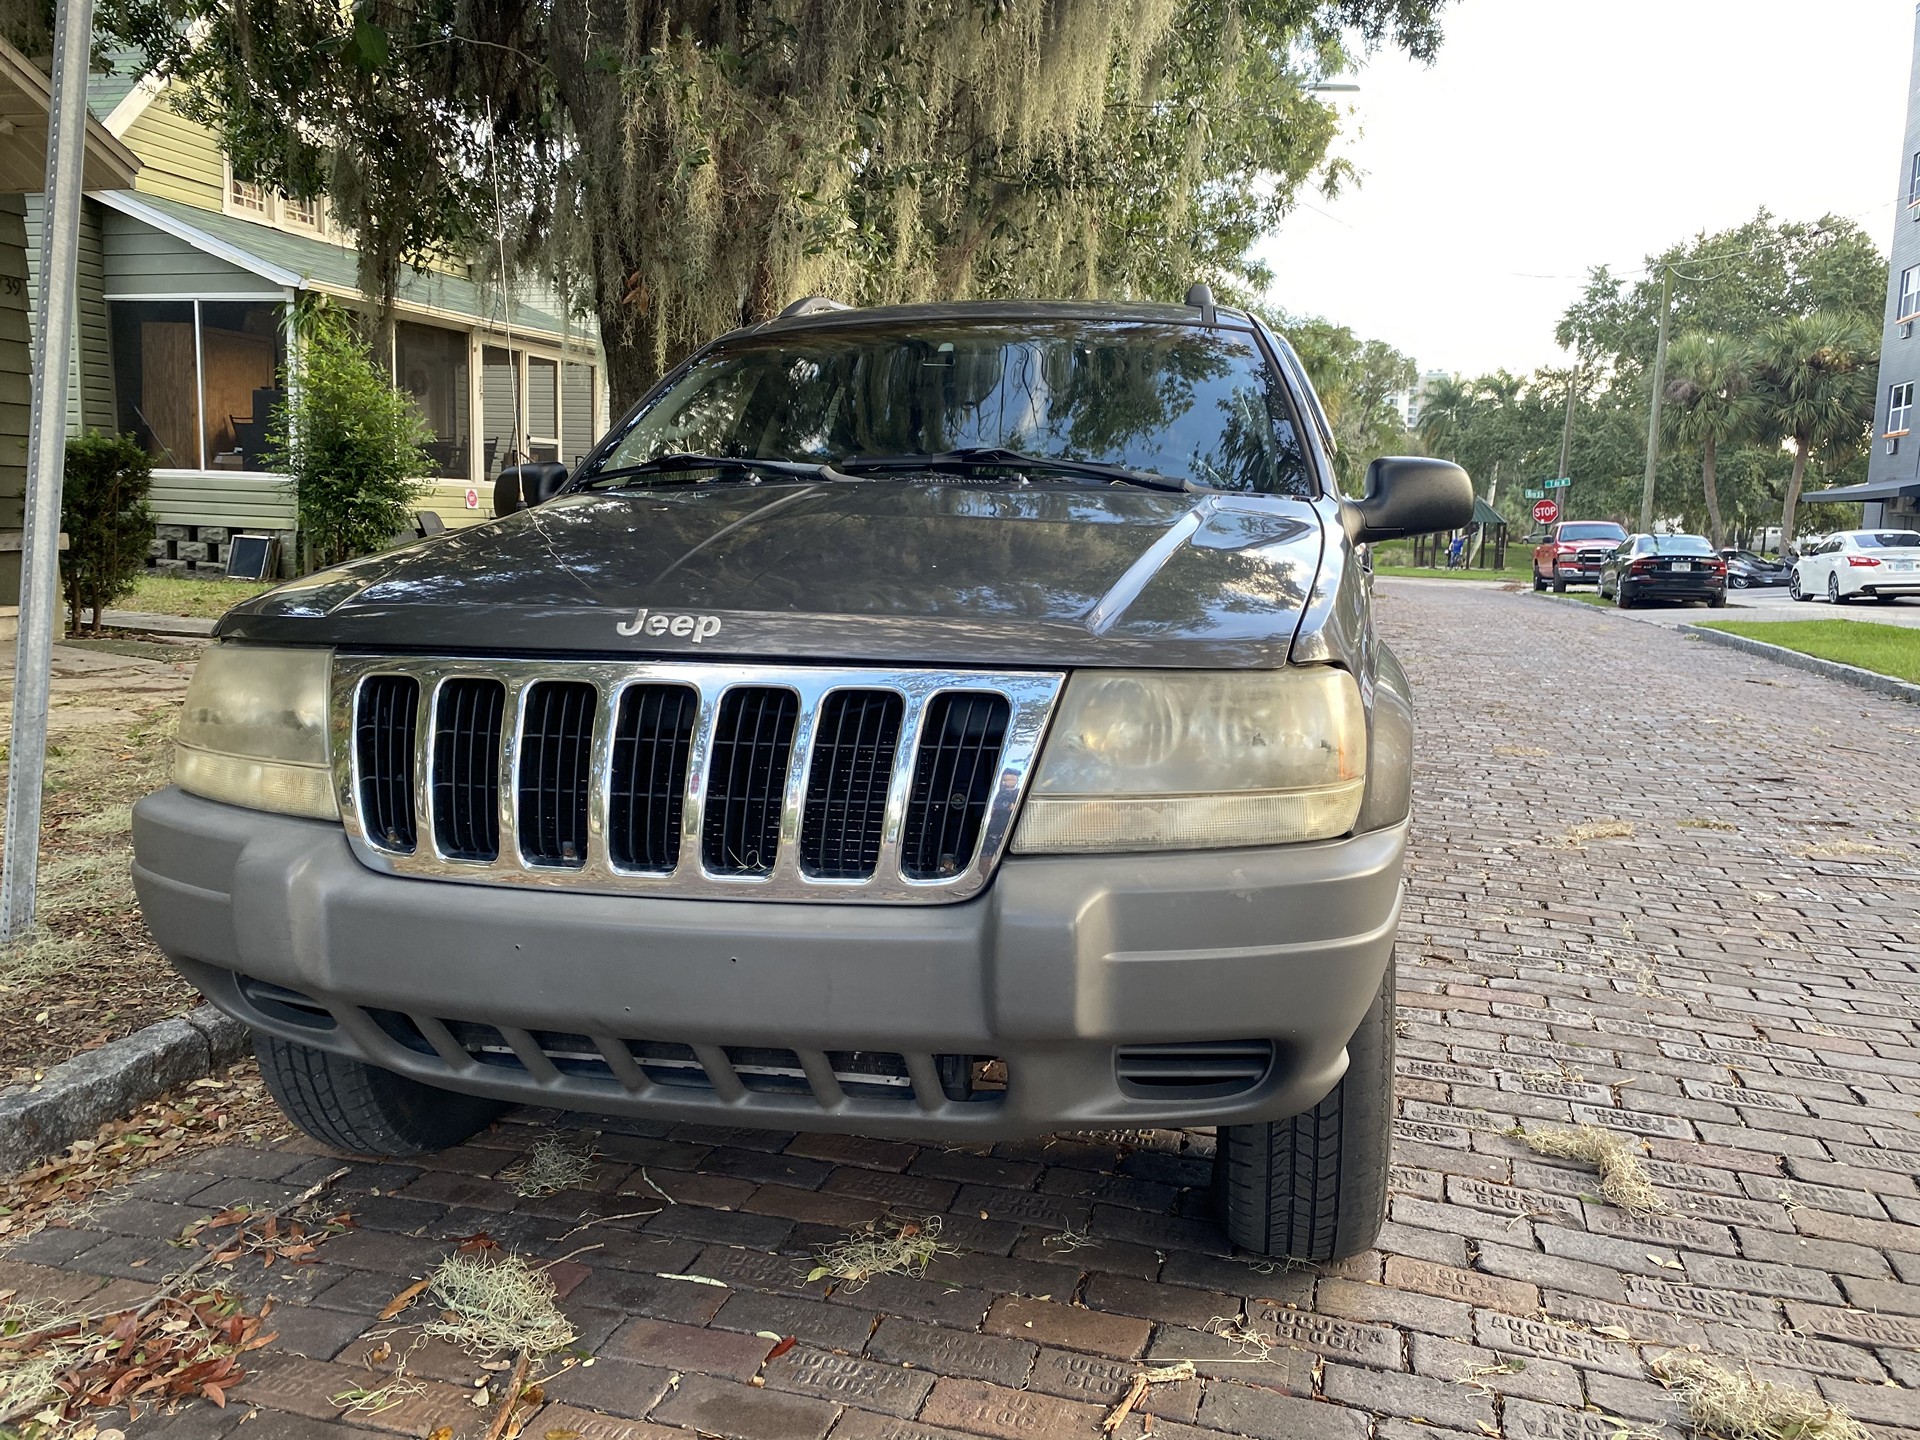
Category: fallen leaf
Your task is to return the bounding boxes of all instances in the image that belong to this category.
[378,1278,432,1320]
[765,1335,797,1361]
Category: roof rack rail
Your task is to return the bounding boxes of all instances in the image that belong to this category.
[1184,283,1217,325]
[778,295,852,319]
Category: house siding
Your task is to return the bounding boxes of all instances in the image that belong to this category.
[122,96,224,210]
[148,472,296,529]
[1867,4,1920,528]
[22,195,115,434]
[0,193,29,596]
[100,208,285,297]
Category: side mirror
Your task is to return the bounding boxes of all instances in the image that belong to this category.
[1343,457,1475,546]
[493,462,572,517]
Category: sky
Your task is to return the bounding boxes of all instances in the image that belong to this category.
[1254,0,1913,379]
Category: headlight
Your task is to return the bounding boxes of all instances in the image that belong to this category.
[1011,668,1365,853]
[175,645,337,819]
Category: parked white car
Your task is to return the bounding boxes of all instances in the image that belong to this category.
[1790,529,1920,604]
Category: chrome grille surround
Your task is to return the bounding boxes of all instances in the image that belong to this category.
[330,656,1064,904]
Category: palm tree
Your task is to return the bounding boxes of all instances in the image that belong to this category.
[1662,333,1760,549]
[1416,373,1477,458]
[1757,312,1877,549]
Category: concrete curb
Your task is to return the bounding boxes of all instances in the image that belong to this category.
[1678,624,1920,706]
[0,1005,249,1174]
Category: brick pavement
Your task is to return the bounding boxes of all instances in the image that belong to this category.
[3,581,1918,1438]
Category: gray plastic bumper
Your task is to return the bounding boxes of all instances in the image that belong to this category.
[132,786,1405,1139]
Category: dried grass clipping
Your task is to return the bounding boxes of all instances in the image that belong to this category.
[1653,1354,1872,1440]
[500,1136,596,1198]
[422,1254,576,1358]
[1801,841,1896,861]
[808,1216,954,1289]
[1514,1124,1666,1217]
[1560,820,1635,846]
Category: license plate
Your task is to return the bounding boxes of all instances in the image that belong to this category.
[1667,561,1690,571]
[1891,560,1915,572]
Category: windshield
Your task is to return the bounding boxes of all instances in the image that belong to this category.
[579,321,1312,496]
[1856,531,1920,548]
[1560,523,1628,542]
[1651,535,1715,556]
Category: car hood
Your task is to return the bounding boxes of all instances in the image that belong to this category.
[216,481,1328,667]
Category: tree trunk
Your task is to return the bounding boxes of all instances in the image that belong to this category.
[1701,437,1724,550]
[1780,437,1810,551]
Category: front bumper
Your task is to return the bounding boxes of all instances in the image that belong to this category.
[132,787,1405,1140]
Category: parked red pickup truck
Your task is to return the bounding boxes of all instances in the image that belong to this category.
[1532,521,1628,591]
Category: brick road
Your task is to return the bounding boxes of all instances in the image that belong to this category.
[4,580,1918,1439]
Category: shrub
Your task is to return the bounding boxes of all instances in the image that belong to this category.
[59,431,155,636]
[268,303,432,568]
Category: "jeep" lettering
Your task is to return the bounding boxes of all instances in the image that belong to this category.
[616,608,722,643]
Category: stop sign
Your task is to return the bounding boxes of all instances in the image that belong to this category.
[1532,498,1560,526]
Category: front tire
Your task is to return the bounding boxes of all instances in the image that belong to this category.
[255,1033,507,1156]
[1217,962,1395,1262]
[1790,570,1809,601]
[1532,571,1546,592]
[1551,577,1567,593]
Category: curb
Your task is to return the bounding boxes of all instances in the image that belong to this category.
[0,1005,249,1174]
[1678,624,1920,707]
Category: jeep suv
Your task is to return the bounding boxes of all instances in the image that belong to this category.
[131,297,1470,1261]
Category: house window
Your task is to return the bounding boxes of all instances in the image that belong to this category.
[109,300,286,471]
[283,193,320,230]
[229,175,267,215]
[1910,151,1920,208]
[527,356,560,463]
[482,345,520,478]
[563,362,598,466]
[1890,381,1914,437]
[1902,267,1920,323]
[397,322,471,479]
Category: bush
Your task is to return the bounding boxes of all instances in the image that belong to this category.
[60,431,155,636]
[268,303,432,568]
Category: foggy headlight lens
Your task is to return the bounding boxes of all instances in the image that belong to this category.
[1011,668,1365,853]
[174,645,337,819]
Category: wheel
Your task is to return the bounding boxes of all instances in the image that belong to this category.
[1708,590,1727,608]
[1730,574,1749,589]
[1828,573,1846,604]
[1616,580,1634,609]
[1551,577,1567,593]
[1790,570,1809,602]
[1217,962,1394,1262]
[1531,572,1546,592]
[254,1032,506,1156]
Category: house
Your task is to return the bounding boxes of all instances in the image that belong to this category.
[1816,3,1920,530]
[23,48,607,578]
[0,37,139,604]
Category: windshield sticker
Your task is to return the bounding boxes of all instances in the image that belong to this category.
[618,608,723,643]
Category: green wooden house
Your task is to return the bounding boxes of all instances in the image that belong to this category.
[24,51,606,578]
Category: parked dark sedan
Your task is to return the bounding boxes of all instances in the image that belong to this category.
[1599,534,1728,608]
[1719,548,1789,588]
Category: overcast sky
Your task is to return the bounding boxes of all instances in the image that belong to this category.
[1254,0,1913,379]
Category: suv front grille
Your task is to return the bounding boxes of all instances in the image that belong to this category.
[333,658,1062,903]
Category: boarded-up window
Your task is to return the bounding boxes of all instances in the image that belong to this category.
[109,300,202,468]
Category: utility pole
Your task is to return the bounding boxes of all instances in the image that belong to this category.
[1556,360,1579,518]
[2,0,94,940]
[1638,264,1673,533]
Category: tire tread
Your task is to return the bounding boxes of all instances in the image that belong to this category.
[255,1033,504,1156]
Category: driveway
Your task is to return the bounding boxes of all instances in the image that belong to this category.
[3,581,1916,1439]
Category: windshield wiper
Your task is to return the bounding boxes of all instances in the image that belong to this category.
[839,447,1206,493]
[581,452,852,488]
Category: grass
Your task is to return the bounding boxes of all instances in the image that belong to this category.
[1511,1124,1666,1216]
[1651,1354,1872,1440]
[1696,619,1920,685]
[422,1253,577,1357]
[808,1216,955,1288]
[122,575,277,619]
[1374,564,1533,584]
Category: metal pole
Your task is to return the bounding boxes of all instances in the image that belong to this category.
[1638,264,1673,533]
[2,0,95,941]
[1556,360,1578,479]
